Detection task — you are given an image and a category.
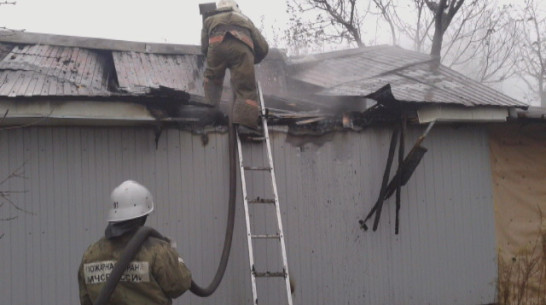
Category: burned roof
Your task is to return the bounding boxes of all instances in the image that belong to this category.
[0,31,526,122]
[0,44,113,97]
[112,51,204,96]
[0,31,288,103]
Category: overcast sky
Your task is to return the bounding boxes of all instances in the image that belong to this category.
[0,0,288,44]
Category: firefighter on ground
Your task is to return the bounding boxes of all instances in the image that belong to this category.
[78,180,192,305]
[201,0,269,130]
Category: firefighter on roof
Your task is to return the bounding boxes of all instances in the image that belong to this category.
[201,0,269,130]
[78,180,192,305]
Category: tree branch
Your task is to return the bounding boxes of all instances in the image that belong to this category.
[0,216,17,221]
[288,0,365,49]
[372,0,398,45]
[513,0,546,105]
[429,0,448,63]
[0,161,34,217]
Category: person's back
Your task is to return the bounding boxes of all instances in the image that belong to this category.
[201,0,269,130]
[78,180,191,305]
[203,9,254,40]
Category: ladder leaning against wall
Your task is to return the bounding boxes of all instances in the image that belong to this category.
[235,83,293,305]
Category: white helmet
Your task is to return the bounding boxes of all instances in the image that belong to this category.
[107,180,154,222]
[217,0,240,12]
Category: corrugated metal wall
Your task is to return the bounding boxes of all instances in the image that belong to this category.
[0,124,497,305]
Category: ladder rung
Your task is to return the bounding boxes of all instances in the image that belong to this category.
[254,271,286,278]
[243,136,266,142]
[248,198,275,204]
[243,166,272,171]
[251,234,281,239]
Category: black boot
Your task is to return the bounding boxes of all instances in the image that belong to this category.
[237,124,264,141]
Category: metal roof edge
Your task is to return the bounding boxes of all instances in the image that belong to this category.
[287,46,374,66]
[0,30,289,59]
[0,30,202,55]
[0,99,155,125]
[287,45,429,66]
[0,116,158,127]
[435,66,528,107]
[362,82,528,109]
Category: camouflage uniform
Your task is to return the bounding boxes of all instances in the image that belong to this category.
[201,8,269,129]
[78,232,192,305]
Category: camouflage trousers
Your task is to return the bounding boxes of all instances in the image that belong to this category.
[204,36,260,129]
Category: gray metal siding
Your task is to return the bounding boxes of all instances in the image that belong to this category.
[0,125,497,305]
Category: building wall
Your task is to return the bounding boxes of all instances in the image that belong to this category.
[0,124,497,305]
[489,123,546,304]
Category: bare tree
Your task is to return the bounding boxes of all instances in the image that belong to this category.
[439,2,520,83]
[425,0,465,64]
[286,0,369,52]
[411,0,435,52]
[370,0,399,45]
[287,0,520,85]
[515,0,546,106]
[287,0,464,61]
[385,0,520,82]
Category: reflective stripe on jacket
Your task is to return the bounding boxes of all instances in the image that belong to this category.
[78,232,192,305]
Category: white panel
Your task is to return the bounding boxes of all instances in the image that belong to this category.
[418,105,509,123]
[0,125,497,305]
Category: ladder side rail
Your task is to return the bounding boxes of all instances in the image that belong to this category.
[257,83,294,305]
[236,132,259,305]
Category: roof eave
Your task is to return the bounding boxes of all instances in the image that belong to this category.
[0,99,156,126]
[417,104,511,123]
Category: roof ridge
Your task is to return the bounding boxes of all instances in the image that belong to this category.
[288,45,386,64]
[0,30,202,55]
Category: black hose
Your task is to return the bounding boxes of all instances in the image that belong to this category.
[189,120,237,296]
[93,122,238,304]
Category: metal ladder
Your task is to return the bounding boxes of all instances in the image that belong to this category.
[236,83,293,305]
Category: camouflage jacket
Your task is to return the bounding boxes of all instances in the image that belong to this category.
[78,231,192,305]
[201,8,269,64]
